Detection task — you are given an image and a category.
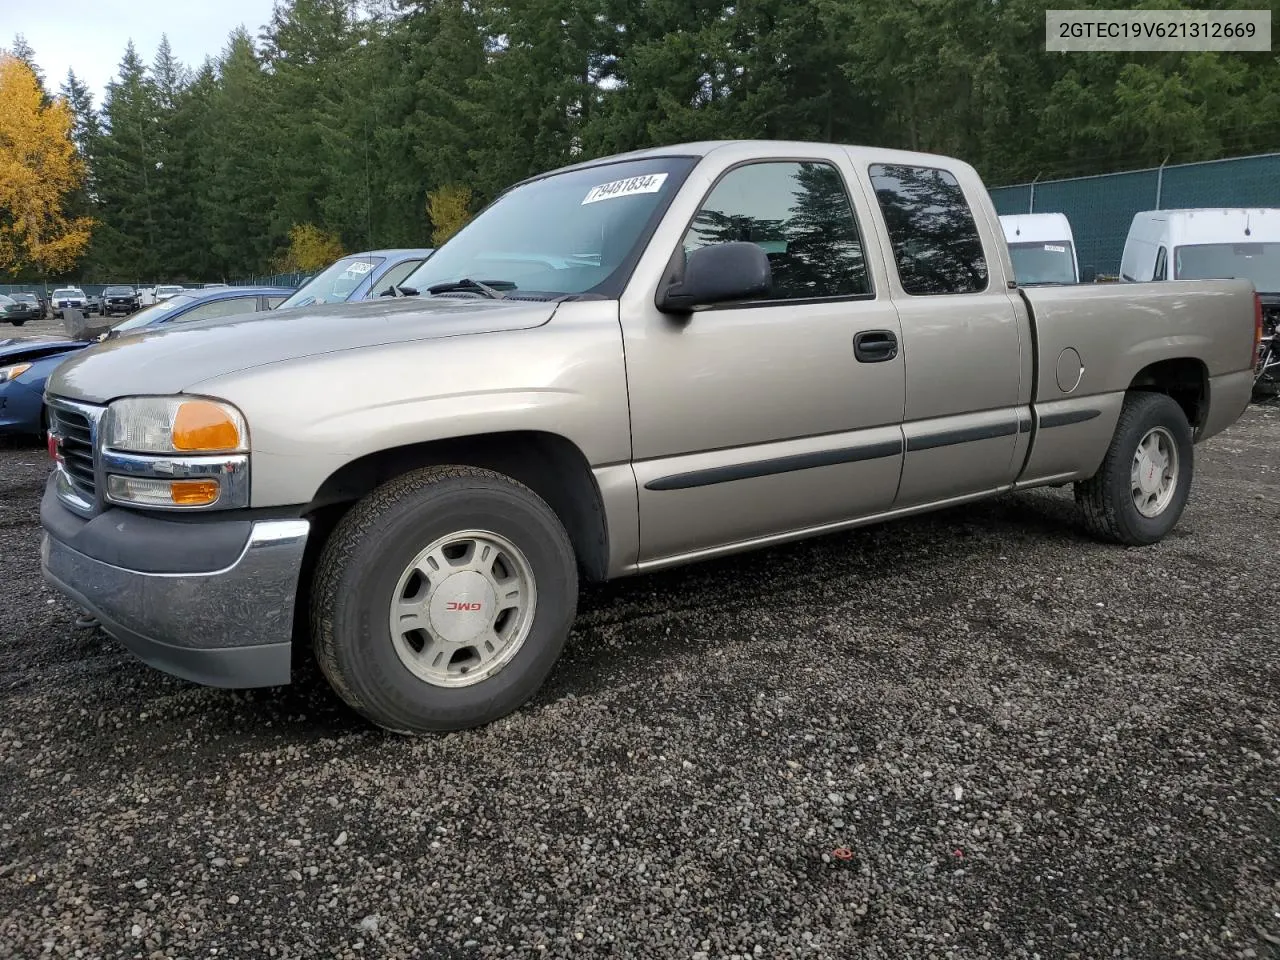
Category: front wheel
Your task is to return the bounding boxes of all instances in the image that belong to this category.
[311,465,578,734]
[9,320,24,327]
[1074,391,1194,546]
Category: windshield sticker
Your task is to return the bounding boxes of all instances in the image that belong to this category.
[1045,244,1066,253]
[345,261,375,275]
[582,173,669,205]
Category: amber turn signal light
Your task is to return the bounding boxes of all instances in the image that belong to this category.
[169,479,221,506]
[172,400,243,452]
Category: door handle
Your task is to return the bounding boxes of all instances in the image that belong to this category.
[854,330,898,363]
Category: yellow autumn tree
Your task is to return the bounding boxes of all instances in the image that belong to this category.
[427,184,473,246]
[276,223,345,272]
[0,55,92,274]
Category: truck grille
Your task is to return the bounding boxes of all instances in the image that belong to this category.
[49,406,97,498]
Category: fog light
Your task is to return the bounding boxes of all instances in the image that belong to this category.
[107,475,220,507]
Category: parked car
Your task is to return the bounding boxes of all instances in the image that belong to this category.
[0,286,292,437]
[154,284,186,302]
[2,292,42,326]
[50,287,88,318]
[998,212,1091,284]
[100,285,141,316]
[40,140,1259,735]
[273,248,435,310]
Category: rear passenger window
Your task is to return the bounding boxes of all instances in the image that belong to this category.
[681,160,871,301]
[868,163,989,295]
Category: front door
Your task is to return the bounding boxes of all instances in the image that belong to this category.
[620,151,907,565]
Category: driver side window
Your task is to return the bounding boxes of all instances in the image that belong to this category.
[680,160,871,301]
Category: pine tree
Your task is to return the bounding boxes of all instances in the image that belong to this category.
[93,42,161,279]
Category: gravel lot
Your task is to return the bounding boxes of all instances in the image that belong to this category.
[1,406,1278,959]
[3,310,78,341]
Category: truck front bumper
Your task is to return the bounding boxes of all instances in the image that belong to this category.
[40,479,310,688]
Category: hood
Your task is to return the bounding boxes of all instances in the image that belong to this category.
[0,337,89,365]
[47,295,559,404]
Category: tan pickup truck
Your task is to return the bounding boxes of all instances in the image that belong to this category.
[40,140,1262,733]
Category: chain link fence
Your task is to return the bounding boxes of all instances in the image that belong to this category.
[990,152,1280,277]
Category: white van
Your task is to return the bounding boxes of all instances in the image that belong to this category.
[998,213,1085,285]
[1119,208,1280,294]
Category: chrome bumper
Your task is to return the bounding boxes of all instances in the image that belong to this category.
[41,518,310,688]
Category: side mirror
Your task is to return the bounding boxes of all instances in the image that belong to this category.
[657,241,771,314]
[1080,265,1097,284]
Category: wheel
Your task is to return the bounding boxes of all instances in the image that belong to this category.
[311,465,578,734]
[10,320,23,327]
[1074,391,1194,546]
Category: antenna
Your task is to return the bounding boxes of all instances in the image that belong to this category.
[1244,211,1252,237]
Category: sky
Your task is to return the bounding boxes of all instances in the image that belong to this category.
[4,0,278,104]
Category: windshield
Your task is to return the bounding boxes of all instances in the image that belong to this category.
[401,157,698,299]
[1007,241,1077,285]
[53,289,81,297]
[0,295,13,306]
[1174,242,1280,293]
[14,293,35,303]
[110,294,196,332]
[276,255,385,309]
[104,286,134,295]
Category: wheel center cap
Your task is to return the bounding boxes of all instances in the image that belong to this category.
[1137,453,1161,494]
[428,571,496,644]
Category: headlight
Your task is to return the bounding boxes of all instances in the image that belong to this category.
[0,363,32,383]
[105,396,249,454]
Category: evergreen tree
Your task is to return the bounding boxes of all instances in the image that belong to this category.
[94,42,161,279]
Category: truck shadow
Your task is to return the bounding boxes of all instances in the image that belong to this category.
[266,487,1094,735]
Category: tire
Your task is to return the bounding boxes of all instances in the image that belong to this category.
[1074,391,1194,546]
[311,465,579,734]
[10,320,24,327]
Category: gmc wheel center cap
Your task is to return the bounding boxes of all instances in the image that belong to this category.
[428,571,496,644]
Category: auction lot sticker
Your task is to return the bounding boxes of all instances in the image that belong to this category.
[1046,9,1271,51]
[582,173,669,205]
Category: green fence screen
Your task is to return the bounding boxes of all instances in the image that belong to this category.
[989,152,1280,277]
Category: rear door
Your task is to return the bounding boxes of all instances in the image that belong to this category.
[860,159,1026,507]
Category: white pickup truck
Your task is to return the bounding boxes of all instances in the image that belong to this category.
[40,140,1260,734]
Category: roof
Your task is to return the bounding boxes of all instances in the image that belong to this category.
[516,139,980,189]
[343,248,435,259]
[168,285,296,302]
[1131,208,1280,246]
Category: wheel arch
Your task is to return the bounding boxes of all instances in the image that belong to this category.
[1126,357,1209,437]
[302,430,612,584]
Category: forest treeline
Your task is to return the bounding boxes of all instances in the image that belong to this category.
[5,0,1280,282]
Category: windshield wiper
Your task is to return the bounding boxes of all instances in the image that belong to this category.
[426,278,515,300]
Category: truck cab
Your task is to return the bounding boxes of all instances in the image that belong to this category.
[1120,208,1280,289]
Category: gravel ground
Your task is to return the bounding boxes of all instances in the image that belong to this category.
[1,406,1278,959]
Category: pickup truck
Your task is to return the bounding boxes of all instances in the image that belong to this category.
[40,140,1261,735]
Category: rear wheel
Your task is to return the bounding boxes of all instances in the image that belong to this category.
[1074,391,1194,546]
[311,465,578,734]
[9,320,24,327]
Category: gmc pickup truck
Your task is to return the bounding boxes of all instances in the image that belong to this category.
[40,140,1261,734]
